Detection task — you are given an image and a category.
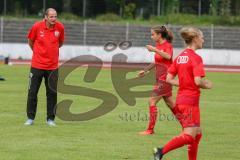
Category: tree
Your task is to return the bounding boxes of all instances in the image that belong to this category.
[123,3,136,19]
[63,0,71,12]
[232,0,240,15]
[210,0,219,16]
[118,0,126,17]
[164,0,180,15]
[219,0,231,16]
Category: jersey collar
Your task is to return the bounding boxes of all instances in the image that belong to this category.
[43,19,56,30]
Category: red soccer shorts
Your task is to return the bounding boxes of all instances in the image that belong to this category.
[174,104,200,128]
[153,80,172,97]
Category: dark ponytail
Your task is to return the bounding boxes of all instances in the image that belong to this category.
[151,25,174,43]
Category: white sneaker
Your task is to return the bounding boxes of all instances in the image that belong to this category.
[46,120,56,127]
[24,119,34,125]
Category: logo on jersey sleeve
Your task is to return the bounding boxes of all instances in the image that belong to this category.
[177,56,189,64]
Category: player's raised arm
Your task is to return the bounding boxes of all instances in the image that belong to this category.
[137,63,155,78]
[146,45,171,60]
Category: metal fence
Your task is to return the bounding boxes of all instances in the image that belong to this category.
[0,18,240,50]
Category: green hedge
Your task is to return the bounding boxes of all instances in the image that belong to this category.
[149,14,240,26]
[1,13,240,26]
[96,13,122,22]
[59,12,81,21]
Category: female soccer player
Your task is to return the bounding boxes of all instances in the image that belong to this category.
[153,27,212,160]
[138,25,176,135]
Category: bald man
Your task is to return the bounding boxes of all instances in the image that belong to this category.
[25,8,65,126]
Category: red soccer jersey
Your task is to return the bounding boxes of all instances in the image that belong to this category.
[168,48,205,105]
[27,19,64,70]
[154,41,173,81]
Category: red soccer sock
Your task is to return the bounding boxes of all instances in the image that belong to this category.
[162,134,195,155]
[147,106,158,131]
[188,133,202,160]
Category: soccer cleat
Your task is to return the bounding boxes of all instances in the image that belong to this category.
[0,76,5,81]
[139,130,154,135]
[46,119,56,127]
[24,119,34,125]
[153,147,163,160]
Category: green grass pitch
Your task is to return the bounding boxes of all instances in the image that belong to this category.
[0,65,239,160]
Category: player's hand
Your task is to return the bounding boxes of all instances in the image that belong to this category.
[138,70,146,78]
[146,45,156,52]
[203,79,213,89]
